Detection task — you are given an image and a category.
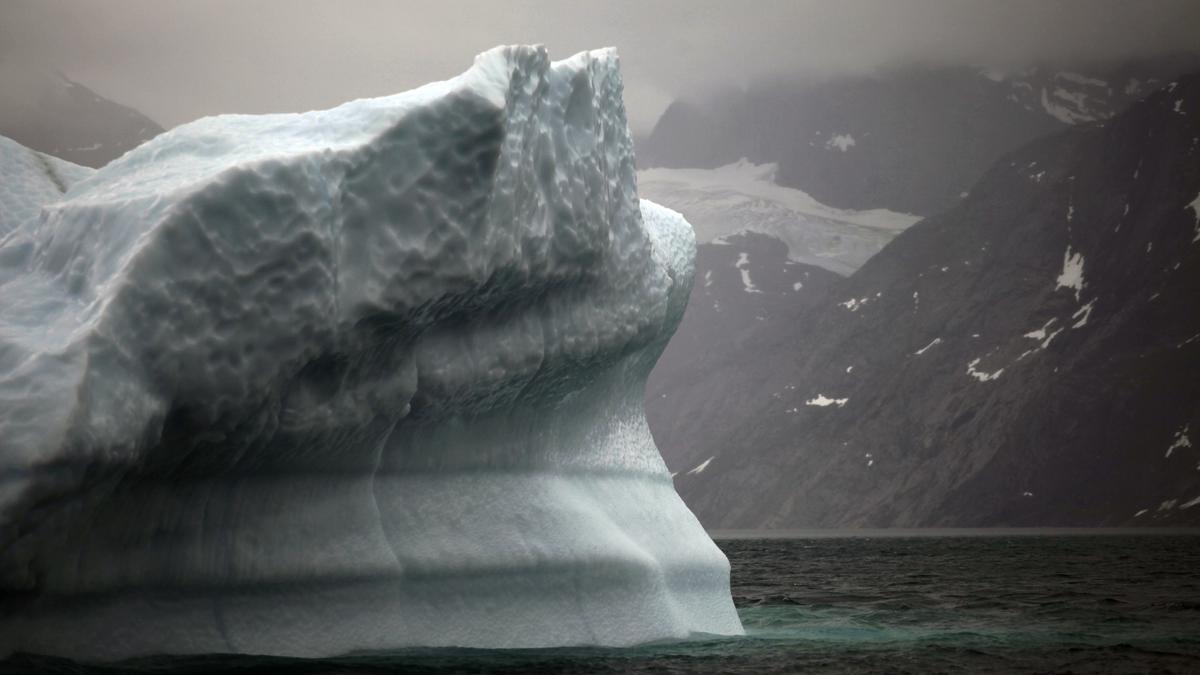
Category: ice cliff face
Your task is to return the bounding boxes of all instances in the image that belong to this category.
[0,45,741,659]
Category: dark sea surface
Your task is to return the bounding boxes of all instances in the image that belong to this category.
[6,530,1200,674]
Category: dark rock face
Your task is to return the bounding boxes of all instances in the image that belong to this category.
[0,69,163,168]
[640,58,1200,216]
[647,75,1200,528]
[646,233,839,463]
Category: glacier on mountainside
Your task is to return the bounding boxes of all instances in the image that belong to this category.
[638,159,919,276]
[0,45,741,660]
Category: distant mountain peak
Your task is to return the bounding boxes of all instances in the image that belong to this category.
[0,65,163,168]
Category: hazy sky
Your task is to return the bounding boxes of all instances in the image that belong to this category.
[2,0,1199,134]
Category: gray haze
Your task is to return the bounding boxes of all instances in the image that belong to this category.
[2,0,1199,134]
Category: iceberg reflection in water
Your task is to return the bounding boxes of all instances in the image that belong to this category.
[5,533,1198,674]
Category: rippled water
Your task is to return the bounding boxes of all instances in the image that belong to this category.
[6,531,1200,674]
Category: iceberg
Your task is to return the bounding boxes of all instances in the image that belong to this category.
[0,135,94,236]
[0,46,742,659]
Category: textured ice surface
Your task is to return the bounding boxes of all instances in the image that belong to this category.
[0,45,741,659]
[0,135,92,235]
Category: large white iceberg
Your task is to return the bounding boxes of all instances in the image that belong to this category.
[0,46,741,659]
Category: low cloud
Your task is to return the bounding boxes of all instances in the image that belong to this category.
[2,0,1198,134]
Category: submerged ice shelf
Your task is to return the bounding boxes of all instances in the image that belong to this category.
[0,46,742,659]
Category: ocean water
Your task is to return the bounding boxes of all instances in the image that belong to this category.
[6,531,1200,674]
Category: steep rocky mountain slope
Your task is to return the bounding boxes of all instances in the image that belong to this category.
[0,67,163,168]
[640,56,1200,216]
[647,231,840,458]
[647,75,1200,528]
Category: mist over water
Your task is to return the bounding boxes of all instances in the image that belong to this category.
[7,532,1199,674]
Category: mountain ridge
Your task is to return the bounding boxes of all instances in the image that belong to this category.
[641,56,1200,215]
[0,66,163,168]
[647,72,1200,528]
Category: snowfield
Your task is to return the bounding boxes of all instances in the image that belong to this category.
[638,159,919,276]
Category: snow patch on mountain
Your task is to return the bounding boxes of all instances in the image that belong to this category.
[1055,247,1086,300]
[687,456,715,475]
[1188,191,1200,243]
[1024,318,1058,342]
[806,394,849,408]
[1071,298,1097,329]
[825,133,856,152]
[839,296,871,311]
[734,252,762,293]
[1041,87,1095,124]
[966,358,1005,382]
[1018,318,1064,359]
[1167,425,1193,458]
[914,337,943,356]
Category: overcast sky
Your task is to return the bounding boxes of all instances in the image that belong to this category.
[2,0,1199,134]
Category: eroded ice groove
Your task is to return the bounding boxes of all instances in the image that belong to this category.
[0,45,742,659]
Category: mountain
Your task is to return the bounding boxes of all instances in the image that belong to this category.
[638,163,916,468]
[0,67,163,168]
[639,56,1200,216]
[648,231,841,451]
[647,74,1200,528]
[638,160,918,276]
